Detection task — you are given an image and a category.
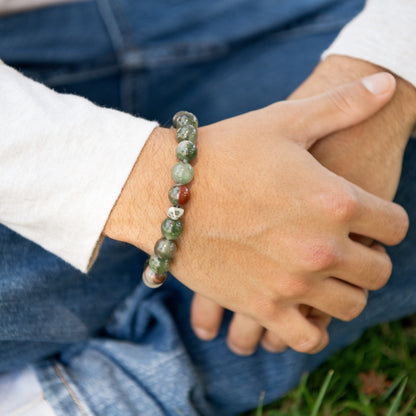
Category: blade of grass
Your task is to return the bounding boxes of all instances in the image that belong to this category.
[357,391,375,416]
[301,375,314,408]
[256,391,265,416]
[382,373,407,401]
[310,369,334,416]
[293,372,309,412]
[399,394,415,416]
[386,377,408,416]
[341,400,369,412]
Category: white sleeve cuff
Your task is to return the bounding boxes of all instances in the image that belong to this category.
[322,0,416,89]
[0,62,158,272]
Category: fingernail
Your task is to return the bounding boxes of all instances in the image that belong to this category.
[362,73,395,95]
[193,327,216,341]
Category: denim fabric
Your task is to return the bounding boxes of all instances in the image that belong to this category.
[1,0,415,415]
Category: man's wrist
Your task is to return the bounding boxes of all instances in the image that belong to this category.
[290,55,416,150]
[103,127,177,253]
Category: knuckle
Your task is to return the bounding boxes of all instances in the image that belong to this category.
[355,251,393,291]
[328,87,357,117]
[342,292,368,321]
[292,331,322,353]
[302,241,341,272]
[318,187,359,224]
[309,331,329,354]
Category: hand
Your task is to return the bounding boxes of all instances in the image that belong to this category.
[105,73,409,354]
[191,56,416,356]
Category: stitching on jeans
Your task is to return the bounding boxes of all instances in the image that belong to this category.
[53,363,88,416]
[95,0,139,62]
[45,64,119,87]
[95,0,126,55]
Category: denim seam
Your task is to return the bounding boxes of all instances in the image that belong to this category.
[52,362,90,416]
[95,0,125,52]
[94,0,146,113]
[95,0,142,69]
[44,64,120,87]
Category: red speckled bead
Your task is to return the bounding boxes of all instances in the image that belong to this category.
[169,185,190,206]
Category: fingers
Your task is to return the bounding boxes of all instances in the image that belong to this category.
[307,307,332,329]
[306,278,369,322]
[261,331,287,353]
[261,305,308,354]
[266,307,329,354]
[332,241,392,290]
[350,185,409,245]
[191,294,224,340]
[226,314,264,356]
[225,307,330,355]
[226,306,332,356]
[284,73,396,148]
[262,305,331,353]
[304,310,331,354]
[191,295,329,356]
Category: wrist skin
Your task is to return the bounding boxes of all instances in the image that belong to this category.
[291,55,416,152]
[290,55,416,201]
[104,126,176,254]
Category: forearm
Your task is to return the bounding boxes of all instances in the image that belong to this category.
[103,127,177,255]
[0,61,158,271]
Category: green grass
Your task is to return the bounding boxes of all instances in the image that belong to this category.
[245,316,416,416]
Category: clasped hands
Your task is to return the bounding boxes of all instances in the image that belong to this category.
[105,58,414,357]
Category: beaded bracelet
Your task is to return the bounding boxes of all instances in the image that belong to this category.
[142,111,198,288]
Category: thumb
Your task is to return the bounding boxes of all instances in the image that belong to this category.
[286,72,396,149]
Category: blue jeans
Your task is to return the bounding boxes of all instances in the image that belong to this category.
[1,0,415,414]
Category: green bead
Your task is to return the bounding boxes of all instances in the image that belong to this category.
[154,238,177,259]
[142,265,166,288]
[161,218,183,240]
[172,162,194,185]
[176,125,197,143]
[172,111,198,129]
[148,255,171,274]
[176,140,197,163]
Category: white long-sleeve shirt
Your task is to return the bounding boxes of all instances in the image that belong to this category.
[1,0,415,274]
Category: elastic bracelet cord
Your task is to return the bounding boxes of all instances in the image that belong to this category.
[142,111,198,288]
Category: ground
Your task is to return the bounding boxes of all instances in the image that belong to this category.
[245,316,416,416]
